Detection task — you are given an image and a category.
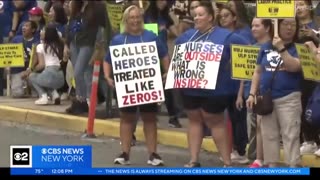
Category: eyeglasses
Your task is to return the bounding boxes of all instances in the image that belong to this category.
[281,22,297,28]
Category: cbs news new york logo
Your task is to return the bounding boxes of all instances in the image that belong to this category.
[10,145,32,168]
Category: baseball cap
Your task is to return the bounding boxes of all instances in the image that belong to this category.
[28,7,43,16]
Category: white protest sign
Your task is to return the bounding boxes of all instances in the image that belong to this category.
[165,42,224,90]
[109,42,164,108]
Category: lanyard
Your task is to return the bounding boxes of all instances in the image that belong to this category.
[188,26,215,42]
[124,34,144,44]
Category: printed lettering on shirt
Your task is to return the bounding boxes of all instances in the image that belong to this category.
[265,50,284,71]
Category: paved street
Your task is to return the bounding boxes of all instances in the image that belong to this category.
[0,121,223,168]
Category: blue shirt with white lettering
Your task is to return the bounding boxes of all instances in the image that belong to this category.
[11,35,40,74]
[105,30,168,64]
[257,41,302,99]
[175,26,249,96]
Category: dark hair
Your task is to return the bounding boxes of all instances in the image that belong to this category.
[187,0,200,16]
[302,0,314,18]
[260,19,274,38]
[197,0,215,22]
[52,3,68,25]
[70,0,106,27]
[24,20,38,35]
[70,0,83,18]
[278,17,300,42]
[43,23,64,60]
[217,5,245,30]
[228,0,250,26]
[145,1,173,27]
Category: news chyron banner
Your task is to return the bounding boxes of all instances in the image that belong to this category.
[109,42,165,108]
[231,44,260,80]
[8,145,311,176]
[256,0,295,18]
[165,42,224,90]
[0,43,25,68]
[10,145,92,175]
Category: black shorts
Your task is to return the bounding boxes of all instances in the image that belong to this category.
[182,95,229,114]
[119,103,158,113]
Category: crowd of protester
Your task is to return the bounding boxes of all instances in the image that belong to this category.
[0,0,320,167]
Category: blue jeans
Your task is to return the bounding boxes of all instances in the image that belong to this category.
[70,42,94,99]
[29,66,64,95]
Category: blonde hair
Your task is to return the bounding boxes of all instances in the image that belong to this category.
[122,5,144,33]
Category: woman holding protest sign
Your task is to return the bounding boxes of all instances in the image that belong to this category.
[174,0,249,167]
[246,18,303,167]
[216,4,251,165]
[295,0,320,156]
[103,5,170,166]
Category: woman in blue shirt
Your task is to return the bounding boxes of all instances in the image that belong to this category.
[296,0,319,39]
[48,3,68,38]
[246,18,274,168]
[217,4,251,165]
[247,18,303,167]
[296,0,320,155]
[175,1,248,167]
[227,0,255,44]
[144,0,182,128]
[104,5,170,166]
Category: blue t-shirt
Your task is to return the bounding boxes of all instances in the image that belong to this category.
[305,21,318,29]
[257,41,302,99]
[105,30,168,64]
[0,0,14,37]
[55,23,66,38]
[175,27,249,97]
[234,25,256,45]
[11,35,40,74]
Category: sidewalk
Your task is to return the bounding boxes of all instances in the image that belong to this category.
[0,96,319,167]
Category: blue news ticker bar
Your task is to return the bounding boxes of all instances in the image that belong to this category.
[11,168,310,176]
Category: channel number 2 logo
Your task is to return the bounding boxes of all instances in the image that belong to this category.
[10,145,32,168]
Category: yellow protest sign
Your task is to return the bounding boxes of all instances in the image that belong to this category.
[106,1,150,32]
[0,43,25,68]
[216,0,228,4]
[28,44,36,68]
[295,43,320,82]
[231,44,260,80]
[106,1,123,32]
[256,0,295,18]
[120,23,158,35]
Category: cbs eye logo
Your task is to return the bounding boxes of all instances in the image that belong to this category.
[10,146,32,168]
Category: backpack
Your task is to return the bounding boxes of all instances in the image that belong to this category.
[305,83,320,128]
